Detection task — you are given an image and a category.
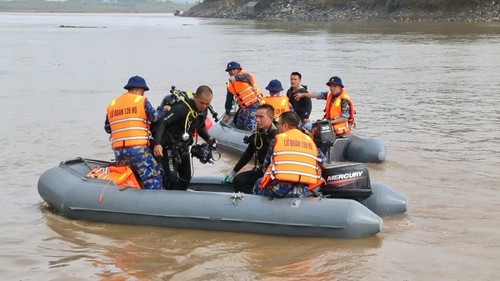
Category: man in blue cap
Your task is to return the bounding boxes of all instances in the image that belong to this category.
[223,61,263,130]
[104,75,164,190]
[261,79,292,120]
[294,76,355,138]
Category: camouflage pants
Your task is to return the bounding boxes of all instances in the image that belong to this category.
[113,146,163,190]
[253,178,308,198]
[235,103,258,131]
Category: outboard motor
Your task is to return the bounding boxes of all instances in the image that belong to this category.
[312,120,335,151]
[320,163,372,200]
[311,120,350,162]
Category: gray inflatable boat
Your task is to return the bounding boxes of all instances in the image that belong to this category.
[209,116,387,163]
[37,158,401,239]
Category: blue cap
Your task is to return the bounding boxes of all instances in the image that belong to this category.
[326,76,344,88]
[124,75,149,91]
[265,79,284,92]
[225,61,242,72]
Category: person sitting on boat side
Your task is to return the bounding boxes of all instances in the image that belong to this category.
[260,79,292,121]
[153,85,215,190]
[223,104,278,193]
[104,75,164,190]
[253,112,326,198]
[286,72,311,125]
[295,76,355,138]
[222,61,263,130]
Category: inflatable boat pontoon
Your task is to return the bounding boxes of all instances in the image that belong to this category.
[209,115,387,164]
[37,158,406,239]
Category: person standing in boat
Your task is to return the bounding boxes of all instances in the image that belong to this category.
[295,76,355,138]
[286,72,311,125]
[222,61,263,130]
[253,112,326,198]
[153,85,215,190]
[260,79,292,121]
[223,104,278,193]
[104,75,164,190]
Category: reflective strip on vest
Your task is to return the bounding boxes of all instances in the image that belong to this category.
[109,117,149,126]
[273,160,319,170]
[236,87,260,107]
[273,150,319,161]
[265,170,322,179]
[111,126,149,134]
[111,135,150,144]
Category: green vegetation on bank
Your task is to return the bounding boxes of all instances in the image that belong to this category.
[0,0,192,13]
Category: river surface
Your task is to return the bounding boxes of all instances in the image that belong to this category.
[1,13,499,280]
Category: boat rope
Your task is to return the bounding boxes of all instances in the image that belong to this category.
[98,178,113,203]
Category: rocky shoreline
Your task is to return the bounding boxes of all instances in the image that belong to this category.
[185,0,500,22]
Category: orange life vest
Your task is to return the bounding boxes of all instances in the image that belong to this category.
[227,70,263,109]
[107,93,150,149]
[86,165,141,189]
[259,128,323,191]
[323,89,355,135]
[261,96,291,118]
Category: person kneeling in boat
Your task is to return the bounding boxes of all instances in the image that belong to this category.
[153,85,215,190]
[260,79,293,122]
[104,75,164,190]
[223,104,278,193]
[253,112,327,198]
[295,76,355,138]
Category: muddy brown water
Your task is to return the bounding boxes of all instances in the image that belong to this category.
[0,13,499,280]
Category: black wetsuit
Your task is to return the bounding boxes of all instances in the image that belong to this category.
[154,98,210,190]
[232,124,278,193]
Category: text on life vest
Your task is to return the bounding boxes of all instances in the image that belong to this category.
[109,106,138,118]
[283,139,313,149]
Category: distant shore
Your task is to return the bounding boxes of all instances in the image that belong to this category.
[185,0,500,22]
[2,1,499,23]
[0,2,191,13]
